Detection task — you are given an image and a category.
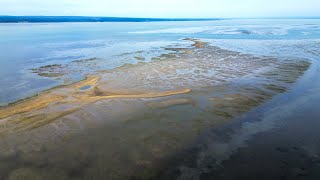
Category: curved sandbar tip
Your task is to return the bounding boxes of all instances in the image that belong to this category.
[73,75,101,89]
[182,38,207,48]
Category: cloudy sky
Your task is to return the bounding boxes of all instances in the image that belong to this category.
[0,0,319,18]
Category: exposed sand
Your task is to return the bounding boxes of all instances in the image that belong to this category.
[0,95,65,119]
[0,39,311,180]
[0,74,191,132]
[0,39,209,123]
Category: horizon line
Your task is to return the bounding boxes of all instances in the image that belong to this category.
[0,15,319,23]
[1,15,320,19]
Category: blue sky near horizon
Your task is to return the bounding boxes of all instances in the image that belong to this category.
[0,0,319,18]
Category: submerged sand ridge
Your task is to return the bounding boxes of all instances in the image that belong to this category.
[0,39,311,179]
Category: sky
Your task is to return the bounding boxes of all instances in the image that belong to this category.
[0,0,319,18]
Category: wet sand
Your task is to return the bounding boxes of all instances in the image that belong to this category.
[153,42,320,180]
[0,39,310,179]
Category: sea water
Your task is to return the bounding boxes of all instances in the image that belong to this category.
[0,18,320,179]
[1,19,319,106]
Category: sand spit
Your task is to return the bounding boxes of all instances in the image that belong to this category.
[0,73,191,135]
[0,39,311,180]
[77,88,191,101]
[0,39,208,124]
[0,38,310,135]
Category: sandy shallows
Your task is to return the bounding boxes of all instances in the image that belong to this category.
[0,39,310,180]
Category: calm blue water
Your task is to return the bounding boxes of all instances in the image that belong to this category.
[0,19,320,105]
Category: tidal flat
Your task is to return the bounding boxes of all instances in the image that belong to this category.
[0,38,310,179]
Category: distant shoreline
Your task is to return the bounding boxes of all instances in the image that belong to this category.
[0,16,222,23]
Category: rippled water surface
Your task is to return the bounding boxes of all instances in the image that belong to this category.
[1,19,320,105]
[0,19,320,180]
